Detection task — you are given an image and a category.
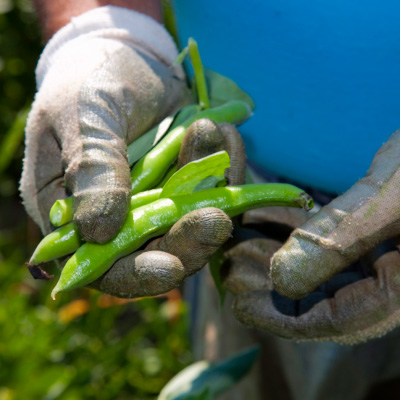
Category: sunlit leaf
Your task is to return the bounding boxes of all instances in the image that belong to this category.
[160,151,230,198]
[206,69,255,110]
[158,346,260,400]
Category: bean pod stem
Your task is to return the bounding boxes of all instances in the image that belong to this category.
[188,38,210,110]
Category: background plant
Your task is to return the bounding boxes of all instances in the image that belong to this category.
[0,2,192,399]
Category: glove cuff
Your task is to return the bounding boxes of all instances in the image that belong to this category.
[36,5,184,89]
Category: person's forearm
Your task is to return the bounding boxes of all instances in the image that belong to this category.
[32,0,163,41]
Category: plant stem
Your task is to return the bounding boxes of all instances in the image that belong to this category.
[188,38,210,110]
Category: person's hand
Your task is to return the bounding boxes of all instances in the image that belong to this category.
[69,118,244,298]
[20,6,235,298]
[90,205,233,298]
[227,129,400,344]
[21,6,191,243]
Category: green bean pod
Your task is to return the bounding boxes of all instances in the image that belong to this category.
[29,222,82,266]
[49,197,74,227]
[49,101,251,228]
[51,183,313,299]
[129,188,163,208]
[48,189,163,228]
[130,100,252,195]
[155,163,178,188]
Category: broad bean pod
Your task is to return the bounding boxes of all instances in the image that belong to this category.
[49,197,74,227]
[130,100,252,194]
[48,188,163,229]
[50,183,313,298]
[29,222,82,265]
[31,189,164,266]
[49,101,249,227]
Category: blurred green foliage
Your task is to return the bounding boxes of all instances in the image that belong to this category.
[0,0,39,199]
[0,1,192,399]
[0,259,192,399]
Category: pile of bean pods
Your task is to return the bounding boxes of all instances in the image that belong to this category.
[27,40,314,299]
[27,105,313,298]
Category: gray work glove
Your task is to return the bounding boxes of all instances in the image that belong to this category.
[228,129,400,344]
[20,6,233,298]
[20,6,191,242]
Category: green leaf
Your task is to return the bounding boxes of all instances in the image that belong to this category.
[168,104,201,131]
[209,248,227,308]
[205,69,255,110]
[158,346,260,400]
[160,151,230,198]
[127,104,200,166]
[127,115,175,166]
[0,108,29,175]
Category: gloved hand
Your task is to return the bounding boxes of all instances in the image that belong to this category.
[20,6,233,298]
[21,6,191,242]
[227,129,400,344]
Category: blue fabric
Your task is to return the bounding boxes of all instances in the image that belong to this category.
[173,0,400,194]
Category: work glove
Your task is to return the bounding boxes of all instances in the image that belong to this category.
[21,6,191,242]
[20,6,233,298]
[227,129,400,344]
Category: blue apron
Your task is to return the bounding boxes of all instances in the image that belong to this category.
[173,0,400,194]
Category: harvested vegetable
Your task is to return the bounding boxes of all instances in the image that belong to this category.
[130,100,252,194]
[51,183,313,299]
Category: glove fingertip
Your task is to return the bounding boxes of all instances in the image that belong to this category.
[92,250,185,299]
[73,188,130,243]
[194,207,233,246]
[270,234,342,300]
[135,251,185,294]
[154,207,232,277]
